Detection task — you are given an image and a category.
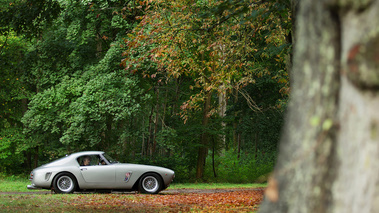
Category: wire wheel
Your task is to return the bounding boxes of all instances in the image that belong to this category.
[139,173,162,194]
[53,173,76,193]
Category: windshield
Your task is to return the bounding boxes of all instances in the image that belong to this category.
[103,153,119,164]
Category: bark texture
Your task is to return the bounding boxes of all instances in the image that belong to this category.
[196,91,212,179]
[259,0,379,212]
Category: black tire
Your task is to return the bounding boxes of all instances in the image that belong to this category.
[139,173,162,194]
[53,173,77,194]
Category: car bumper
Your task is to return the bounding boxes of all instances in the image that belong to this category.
[27,184,41,190]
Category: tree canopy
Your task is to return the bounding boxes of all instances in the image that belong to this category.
[1,0,291,182]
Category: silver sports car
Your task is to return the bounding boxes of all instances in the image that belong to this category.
[27,151,175,194]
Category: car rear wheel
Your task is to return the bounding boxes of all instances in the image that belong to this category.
[53,173,77,194]
[139,173,162,194]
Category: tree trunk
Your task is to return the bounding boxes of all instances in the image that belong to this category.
[259,0,379,213]
[33,146,39,168]
[254,132,258,160]
[196,91,212,179]
[212,136,217,178]
[237,132,241,160]
[153,87,160,156]
[147,106,154,157]
[233,88,239,149]
[218,84,227,150]
[141,117,145,156]
[24,151,31,170]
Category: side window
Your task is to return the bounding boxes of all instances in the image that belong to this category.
[99,158,107,165]
[77,155,101,166]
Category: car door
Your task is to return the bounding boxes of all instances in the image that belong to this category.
[80,165,116,183]
[78,155,116,185]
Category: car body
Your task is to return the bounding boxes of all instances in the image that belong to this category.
[27,151,175,194]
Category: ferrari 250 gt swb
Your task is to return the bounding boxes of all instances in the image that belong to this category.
[27,151,175,194]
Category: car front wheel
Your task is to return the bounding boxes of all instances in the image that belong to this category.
[139,173,162,194]
[53,173,77,194]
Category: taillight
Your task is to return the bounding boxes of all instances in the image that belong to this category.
[29,172,34,180]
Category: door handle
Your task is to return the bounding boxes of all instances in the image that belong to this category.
[81,168,87,171]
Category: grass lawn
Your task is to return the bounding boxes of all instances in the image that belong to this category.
[171,182,267,189]
[0,175,33,192]
[0,174,267,193]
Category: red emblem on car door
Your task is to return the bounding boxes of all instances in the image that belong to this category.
[124,172,132,182]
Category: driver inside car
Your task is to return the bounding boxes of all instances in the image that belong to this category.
[81,156,91,166]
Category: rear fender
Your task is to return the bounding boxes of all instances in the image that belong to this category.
[51,171,80,190]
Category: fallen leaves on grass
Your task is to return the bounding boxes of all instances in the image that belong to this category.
[71,189,265,212]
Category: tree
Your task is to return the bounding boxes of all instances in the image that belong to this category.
[122,0,291,179]
[0,31,32,172]
[0,0,61,172]
[13,0,148,166]
[0,0,61,39]
[259,0,379,212]
[1,0,290,183]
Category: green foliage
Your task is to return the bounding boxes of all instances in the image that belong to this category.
[155,127,178,150]
[204,149,276,183]
[170,182,267,189]
[0,33,30,126]
[0,127,29,174]
[23,45,151,150]
[133,152,195,183]
[0,0,291,183]
[0,0,61,38]
[0,32,33,174]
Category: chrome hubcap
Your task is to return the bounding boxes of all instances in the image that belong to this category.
[142,176,158,192]
[57,176,73,192]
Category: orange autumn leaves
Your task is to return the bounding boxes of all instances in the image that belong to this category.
[70,189,265,212]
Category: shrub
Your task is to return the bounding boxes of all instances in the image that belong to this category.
[204,149,276,183]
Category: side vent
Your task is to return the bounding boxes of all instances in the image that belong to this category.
[45,172,52,181]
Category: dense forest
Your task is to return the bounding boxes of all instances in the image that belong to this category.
[0,0,291,183]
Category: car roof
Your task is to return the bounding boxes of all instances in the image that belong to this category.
[69,151,105,158]
[34,151,106,168]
